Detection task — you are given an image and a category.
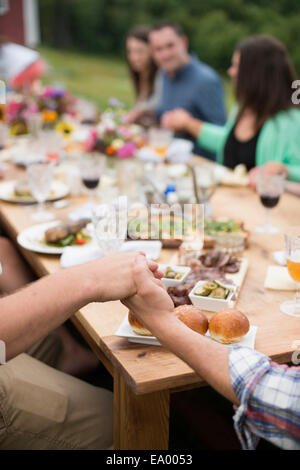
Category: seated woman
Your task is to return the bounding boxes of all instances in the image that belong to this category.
[125,25,161,124]
[162,35,300,182]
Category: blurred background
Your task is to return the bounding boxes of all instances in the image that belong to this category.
[1,0,300,110]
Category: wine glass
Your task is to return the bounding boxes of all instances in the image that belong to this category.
[193,164,217,218]
[92,197,128,255]
[255,172,286,233]
[280,226,300,317]
[27,162,54,221]
[81,154,106,202]
[179,203,205,265]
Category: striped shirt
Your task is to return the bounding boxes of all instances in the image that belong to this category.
[229,345,300,450]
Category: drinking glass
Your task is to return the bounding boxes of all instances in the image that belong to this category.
[92,197,128,255]
[148,128,173,157]
[0,123,9,150]
[27,162,54,221]
[280,226,300,317]
[81,154,106,202]
[193,164,217,218]
[255,172,286,234]
[26,113,43,139]
[179,203,204,265]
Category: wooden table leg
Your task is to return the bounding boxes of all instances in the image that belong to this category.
[114,371,170,450]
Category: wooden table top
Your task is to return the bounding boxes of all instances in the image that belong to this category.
[1,164,300,395]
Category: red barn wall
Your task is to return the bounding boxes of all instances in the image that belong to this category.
[0,0,25,45]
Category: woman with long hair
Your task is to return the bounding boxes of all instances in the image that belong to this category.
[125,25,161,123]
[162,35,300,182]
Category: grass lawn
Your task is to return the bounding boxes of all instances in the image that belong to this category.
[39,46,235,112]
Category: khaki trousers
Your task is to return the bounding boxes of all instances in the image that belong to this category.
[0,333,113,449]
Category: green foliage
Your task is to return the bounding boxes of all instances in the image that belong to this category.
[38,0,300,75]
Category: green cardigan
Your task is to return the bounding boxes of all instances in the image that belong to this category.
[197,108,300,182]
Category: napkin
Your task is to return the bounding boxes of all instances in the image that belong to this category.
[68,202,96,221]
[165,138,193,164]
[264,266,297,290]
[273,250,286,266]
[60,240,162,267]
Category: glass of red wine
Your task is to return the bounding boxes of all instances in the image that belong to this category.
[255,172,286,234]
[81,154,106,202]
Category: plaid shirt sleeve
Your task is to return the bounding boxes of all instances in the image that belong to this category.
[229,345,300,450]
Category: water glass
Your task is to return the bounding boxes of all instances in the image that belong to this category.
[27,162,54,221]
[92,197,128,255]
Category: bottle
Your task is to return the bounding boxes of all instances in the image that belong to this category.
[164,183,178,204]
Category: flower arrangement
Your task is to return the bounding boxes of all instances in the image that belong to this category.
[36,85,77,126]
[83,98,145,158]
[6,95,38,135]
[6,86,77,135]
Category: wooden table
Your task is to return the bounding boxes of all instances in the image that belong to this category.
[1,165,300,449]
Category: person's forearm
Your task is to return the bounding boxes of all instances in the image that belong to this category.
[146,314,239,405]
[0,265,95,360]
[185,117,203,139]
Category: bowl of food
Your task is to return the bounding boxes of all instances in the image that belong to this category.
[159,264,191,288]
[188,279,236,312]
[204,218,248,253]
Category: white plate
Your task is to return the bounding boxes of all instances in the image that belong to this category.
[17,221,96,255]
[0,180,69,204]
[115,314,258,348]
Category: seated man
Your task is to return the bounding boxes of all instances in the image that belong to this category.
[0,236,36,295]
[124,255,300,450]
[149,21,226,160]
[0,252,161,450]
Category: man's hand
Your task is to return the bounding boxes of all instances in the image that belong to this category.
[82,252,162,303]
[122,254,174,331]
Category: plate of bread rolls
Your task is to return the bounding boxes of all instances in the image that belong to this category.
[115,306,257,348]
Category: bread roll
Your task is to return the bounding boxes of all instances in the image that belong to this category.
[128,305,209,337]
[174,305,208,335]
[209,308,250,344]
[128,311,153,336]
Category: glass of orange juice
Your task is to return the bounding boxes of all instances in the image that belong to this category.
[148,128,173,157]
[280,226,300,317]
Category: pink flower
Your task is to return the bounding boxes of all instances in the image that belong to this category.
[84,129,98,152]
[117,142,136,159]
[6,101,22,116]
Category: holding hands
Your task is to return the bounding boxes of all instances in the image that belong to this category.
[161,108,203,138]
[83,252,163,303]
[122,254,174,332]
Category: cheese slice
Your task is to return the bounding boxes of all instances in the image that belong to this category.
[264,266,297,291]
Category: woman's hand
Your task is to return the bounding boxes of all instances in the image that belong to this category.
[122,254,174,330]
[161,108,192,132]
[248,162,289,190]
[161,109,203,138]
